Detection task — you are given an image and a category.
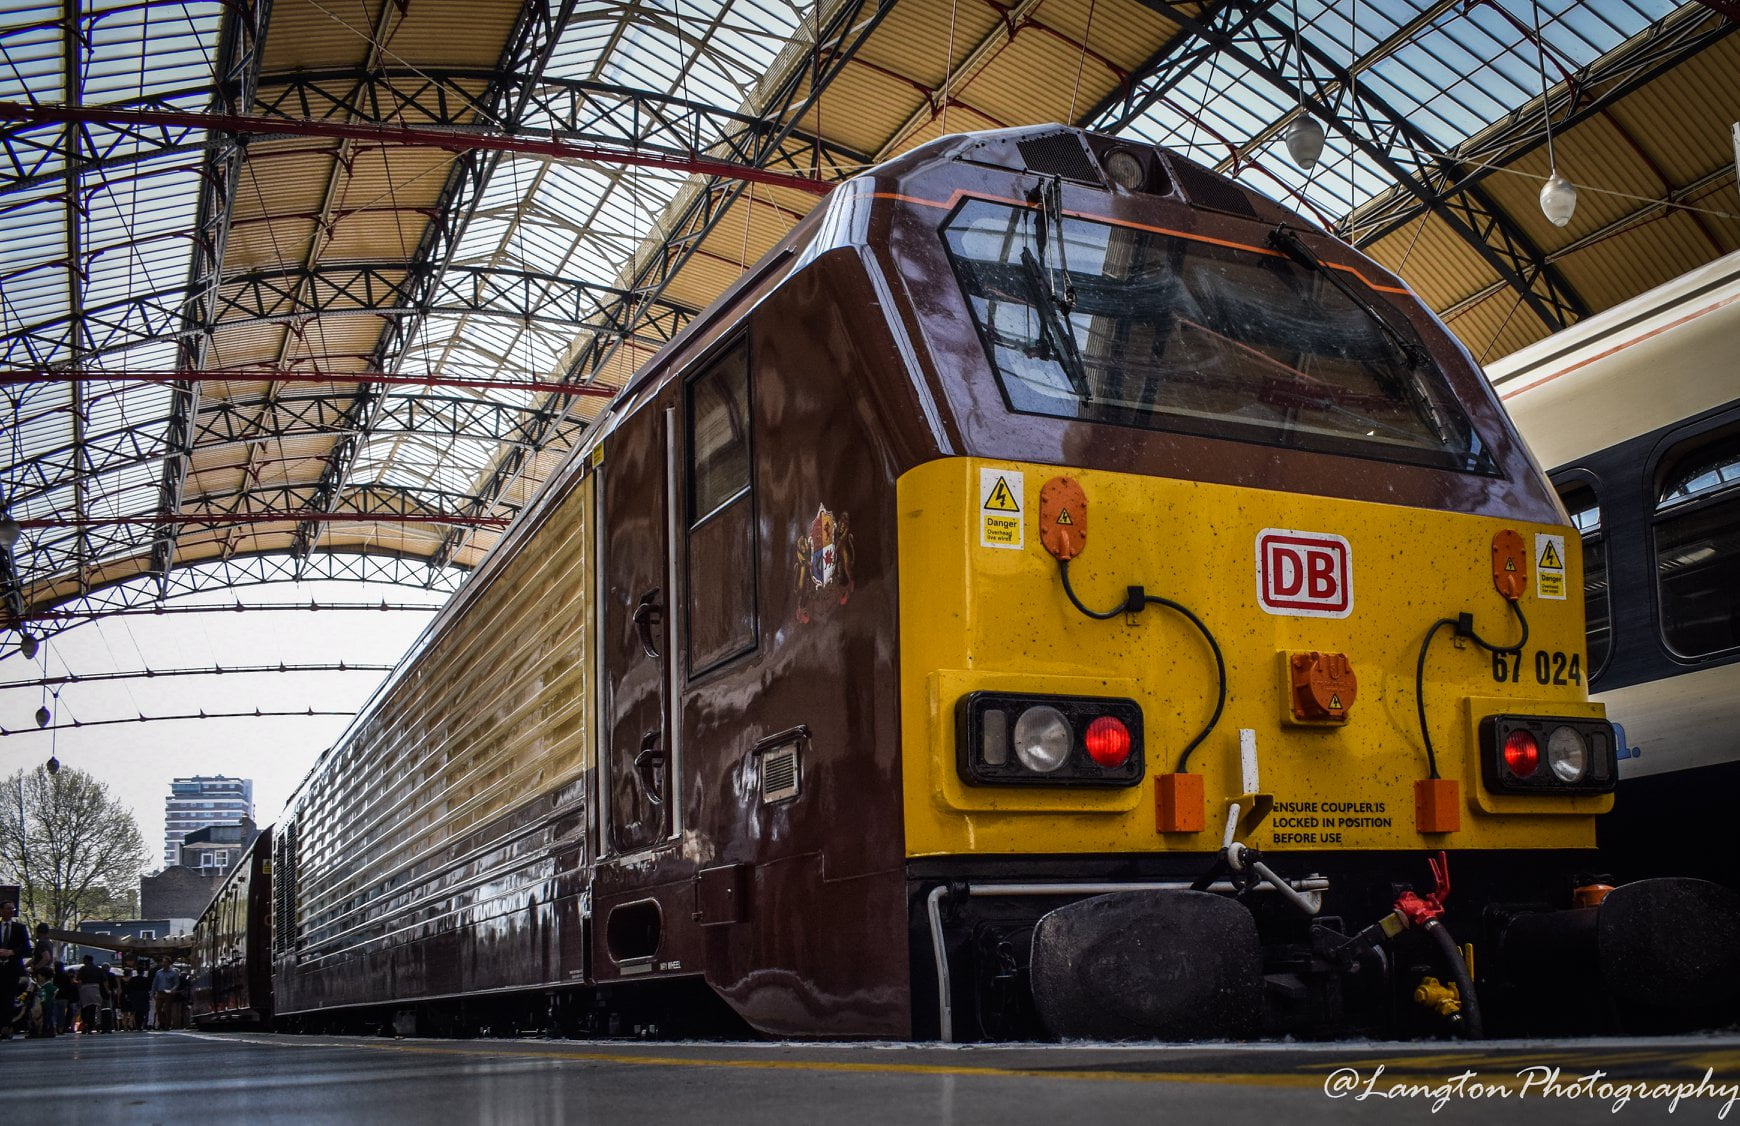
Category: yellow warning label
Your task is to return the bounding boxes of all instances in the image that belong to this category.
[1329,694,1343,710]
[980,468,1024,550]
[1534,532,1566,601]
[984,477,1020,512]
[1504,558,1516,571]
[1055,508,1073,525]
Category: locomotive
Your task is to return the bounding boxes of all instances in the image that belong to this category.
[192,126,1740,1040]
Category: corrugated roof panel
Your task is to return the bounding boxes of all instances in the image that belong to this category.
[1368,216,1497,313]
[369,0,523,65]
[1559,217,1710,312]
[260,0,391,70]
[208,321,290,364]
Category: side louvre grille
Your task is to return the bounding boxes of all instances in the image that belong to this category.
[761,745,800,803]
[271,819,297,957]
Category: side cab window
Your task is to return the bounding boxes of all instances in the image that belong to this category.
[685,339,757,673]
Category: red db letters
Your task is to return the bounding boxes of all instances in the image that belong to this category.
[1257,529,1352,618]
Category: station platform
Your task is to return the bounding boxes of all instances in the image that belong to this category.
[3,1030,1737,1124]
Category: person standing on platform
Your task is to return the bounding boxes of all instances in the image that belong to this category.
[29,923,53,975]
[32,968,56,1038]
[54,963,74,1033]
[75,954,103,1033]
[0,900,32,1040]
[123,957,150,1031]
[151,958,183,1030]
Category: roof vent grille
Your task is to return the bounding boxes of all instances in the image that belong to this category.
[1017,132,1105,186]
[1162,153,1260,219]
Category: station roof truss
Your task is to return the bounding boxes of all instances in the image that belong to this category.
[1,0,1736,650]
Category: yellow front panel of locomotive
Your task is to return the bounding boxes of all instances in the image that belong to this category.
[897,458,1607,859]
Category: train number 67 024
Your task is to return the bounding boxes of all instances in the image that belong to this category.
[1492,649,1583,686]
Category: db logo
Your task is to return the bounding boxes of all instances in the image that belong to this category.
[1256,529,1352,618]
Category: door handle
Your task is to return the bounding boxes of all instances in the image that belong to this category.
[634,730,667,805]
[632,589,663,659]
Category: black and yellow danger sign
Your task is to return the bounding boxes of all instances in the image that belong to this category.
[1534,532,1566,600]
[984,477,1020,512]
[979,468,1024,549]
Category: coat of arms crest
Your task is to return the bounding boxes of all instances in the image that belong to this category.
[794,503,854,623]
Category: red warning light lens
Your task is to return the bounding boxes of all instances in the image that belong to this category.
[1084,716,1132,768]
[1503,729,1540,777]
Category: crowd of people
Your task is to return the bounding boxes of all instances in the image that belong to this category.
[1,899,189,1040]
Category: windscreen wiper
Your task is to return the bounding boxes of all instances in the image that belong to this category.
[1021,245,1092,403]
[1268,226,1451,445]
[1268,227,1428,369]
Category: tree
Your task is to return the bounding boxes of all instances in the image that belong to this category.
[0,765,148,928]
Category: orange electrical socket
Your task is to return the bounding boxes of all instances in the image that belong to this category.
[1039,476,1088,561]
[1491,529,1527,601]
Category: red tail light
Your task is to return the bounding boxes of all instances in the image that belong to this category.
[1084,716,1132,767]
[1503,729,1540,777]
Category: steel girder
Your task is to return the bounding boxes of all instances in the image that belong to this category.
[7,391,589,509]
[1346,5,1737,249]
[286,0,576,576]
[1083,0,1256,135]
[1118,0,1587,332]
[0,548,462,645]
[13,484,505,580]
[21,488,509,531]
[17,511,499,584]
[1,367,619,396]
[152,0,274,596]
[423,0,899,573]
[2,262,696,367]
[9,661,397,692]
[251,68,870,180]
[0,45,861,599]
[0,76,863,200]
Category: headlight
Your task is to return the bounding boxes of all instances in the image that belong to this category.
[1013,706,1071,773]
[1103,148,1145,190]
[956,692,1144,787]
[1478,714,1615,795]
[1546,725,1588,782]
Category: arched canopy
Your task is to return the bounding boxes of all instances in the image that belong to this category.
[2,0,1736,636]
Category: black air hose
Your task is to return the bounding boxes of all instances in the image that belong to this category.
[1422,918,1484,1039]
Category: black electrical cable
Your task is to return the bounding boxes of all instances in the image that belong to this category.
[1057,557,1126,620]
[1423,918,1484,1039]
[1415,599,1529,779]
[1058,559,1227,773]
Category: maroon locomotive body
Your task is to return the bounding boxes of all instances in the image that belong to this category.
[250,126,1738,1041]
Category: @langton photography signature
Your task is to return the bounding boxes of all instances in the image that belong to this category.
[1323,1064,1740,1118]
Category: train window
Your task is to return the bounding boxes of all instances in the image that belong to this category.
[1654,435,1740,658]
[940,199,1494,473]
[1557,481,1610,675]
[686,342,757,672]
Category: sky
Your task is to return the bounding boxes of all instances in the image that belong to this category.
[0,579,450,884]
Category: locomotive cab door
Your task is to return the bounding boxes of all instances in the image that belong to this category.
[602,401,680,853]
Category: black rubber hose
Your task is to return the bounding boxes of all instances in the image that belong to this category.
[1423,918,1484,1039]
